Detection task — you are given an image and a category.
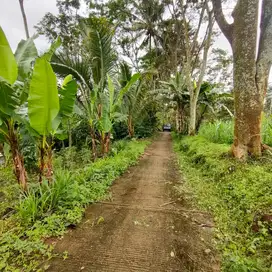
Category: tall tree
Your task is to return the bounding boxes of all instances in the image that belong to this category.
[18,0,30,39]
[212,0,272,159]
[178,0,214,135]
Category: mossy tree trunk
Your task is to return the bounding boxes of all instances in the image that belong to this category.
[212,0,272,159]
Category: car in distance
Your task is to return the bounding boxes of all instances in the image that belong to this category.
[162,124,171,131]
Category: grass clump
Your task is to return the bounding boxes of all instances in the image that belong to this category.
[198,116,272,146]
[198,120,233,144]
[0,139,149,271]
[173,135,272,272]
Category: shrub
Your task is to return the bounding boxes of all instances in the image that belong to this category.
[198,120,233,144]
[199,116,272,147]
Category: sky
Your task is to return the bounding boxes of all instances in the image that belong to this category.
[0,0,58,51]
[0,0,233,51]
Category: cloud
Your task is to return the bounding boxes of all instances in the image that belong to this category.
[0,0,58,50]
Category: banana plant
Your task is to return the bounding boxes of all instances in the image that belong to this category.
[119,62,145,138]
[0,27,38,190]
[28,44,77,182]
[97,73,141,154]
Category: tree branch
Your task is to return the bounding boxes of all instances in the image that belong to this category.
[256,0,272,98]
[257,0,272,69]
[211,0,233,44]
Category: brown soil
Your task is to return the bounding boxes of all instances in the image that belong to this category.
[45,133,220,272]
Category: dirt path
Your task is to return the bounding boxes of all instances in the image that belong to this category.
[46,133,219,272]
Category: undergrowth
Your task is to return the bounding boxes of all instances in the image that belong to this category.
[0,139,149,271]
[198,116,272,146]
[173,134,272,272]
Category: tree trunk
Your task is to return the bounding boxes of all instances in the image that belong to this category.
[232,55,263,158]
[18,0,30,39]
[128,115,134,138]
[212,0,272,159]
[8,122,27,190]
[196,105,208,133]
[90,128,97,160]
[45,138,53,182]
[105,133,111,153]
[176,104,184,133]
[188,96,197,135]
[39,144,45,184]
[231,0,261,159]
[68,120,72,148]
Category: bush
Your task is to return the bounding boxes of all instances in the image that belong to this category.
[199,117,272,147]
[198,120,233,144]
[174,136,272,272]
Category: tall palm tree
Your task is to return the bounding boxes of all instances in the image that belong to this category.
[18,0,30,39]
[128,0,165,63]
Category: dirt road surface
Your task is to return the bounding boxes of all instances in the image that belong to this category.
[46,133,219,272]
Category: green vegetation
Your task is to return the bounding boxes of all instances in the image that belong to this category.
[0,139,149,271]
[198,117,272,146]
[173,135,272,272]
[1,0,272,271]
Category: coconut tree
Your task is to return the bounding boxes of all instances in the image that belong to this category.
[159,72,189,133]
[18,0,30,39]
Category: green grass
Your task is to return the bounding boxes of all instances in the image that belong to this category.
[0,139,149,271]
[198,120,233,144]
[173,135,272,272]
[198,116,272,146]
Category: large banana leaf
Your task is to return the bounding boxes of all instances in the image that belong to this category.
[0,27,18,84]
[117,73,141,105]
[15,37,38,81]
[0,80,19,115]
[59,74,77,118]
[28,57,59,135]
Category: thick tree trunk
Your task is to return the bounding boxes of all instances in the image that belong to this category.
[232,59,263,158]
[18,0,30,39]
[231,0,261,159]
[212,0,272,159]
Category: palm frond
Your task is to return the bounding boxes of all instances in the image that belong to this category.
[81,17,116,87]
